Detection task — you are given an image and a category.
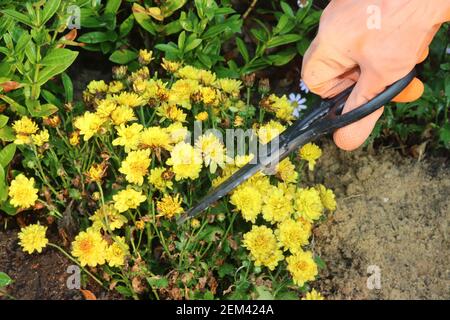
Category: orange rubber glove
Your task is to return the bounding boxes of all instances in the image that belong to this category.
[302,0,450,151]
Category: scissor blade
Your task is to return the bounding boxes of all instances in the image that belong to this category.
[176,124,316,225]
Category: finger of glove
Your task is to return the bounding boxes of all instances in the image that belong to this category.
[392,77,424,103]
[301,38,359,99]
[333,71,389,151]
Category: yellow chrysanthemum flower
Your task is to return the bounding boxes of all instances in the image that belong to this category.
[156,194,184,219]
[113,92,146,108]
[216,78,242,96]
[112,123,143,152]
[195,133,227,173]
[106,237,129,267]
[148,167,173,191]
[316,184,337,211]
[195,111,209,122]
[156,104,187,123]
[113,187,147,213]
[302,289,324,300]
[268,94,295,122]
[191,219,201,229]
[12,116,38,135]
[299,143,322,171]
[257,120,286,144]
[139,126,172,151]
[275,158,298,184]
[119,149,151,185]
[295,187,324,222]
[9,174,38,209]
[96,99,117,118]
[138,49,154,65]
[166,122,188,144]
[87,80,108,94]
[71,230,108,267]
[166,142,203,181]
[198,70,216,86]
[86,162,107,182]
[161,58,181,73]
[176,65,201,80]
[230,185,262,223]
[89,204,128,231]
[261,187,294,224]
[74,112,106,141]
[242,225,284,270]
[108,81,125,94]
[18,224,48,254]
[286,251,318,287]
[169,79,199,109]
[69,131,80,146]
[110,105,137,126]
[31,129,50,147]
[276,218,311,253]
[199,86,217,105]
[13,116,38,145]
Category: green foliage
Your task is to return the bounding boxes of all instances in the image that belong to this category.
[76,0,320,76]
[0,0,79,120]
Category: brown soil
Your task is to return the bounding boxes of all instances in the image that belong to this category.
[311,141,449,300]
[0,229,120,300]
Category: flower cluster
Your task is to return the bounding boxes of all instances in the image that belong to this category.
[9,56,334,299]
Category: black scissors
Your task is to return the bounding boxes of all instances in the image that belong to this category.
[177,70,416,224]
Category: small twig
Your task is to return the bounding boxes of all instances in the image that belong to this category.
[243,0,258,19]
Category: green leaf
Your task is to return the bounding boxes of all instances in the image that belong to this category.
[266,34,302,48]
[133,12,156,35]
[439,122,450,146]
[0,166,7,202]
[27,101,58,118]
[147,277,169,288]
[280,1,295,17]
[37,51,78,86]
[0,200,18,216]
[184,38,202,52]
[119,15,134,38]
[236,37,249,63]
[155,43,180,56]
[0,115,8,129]
[0,143,16,168]
[0,272,12,288]
[1,9,34,27]
[109,49,138,64]
[41,0,61,25]
[78,31,117,44]
[274,14,291,35]
[266,48,297,66]
[314,255,326,270]
[0,95,27,115]
[0,126,15,142]
[41,89,62,107]
[61,72,73,103]
[41,48,78,66]
[177,31,186,51]
[255,286,274,300]
[105,0,122,15]
[218,263,235,278]
[115,286,133,297]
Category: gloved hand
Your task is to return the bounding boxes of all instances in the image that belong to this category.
[302,0,450,151]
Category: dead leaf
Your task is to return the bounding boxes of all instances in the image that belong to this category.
[0,81,21,92]
[80,289,97,300]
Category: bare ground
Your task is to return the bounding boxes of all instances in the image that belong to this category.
[311,141,449,300]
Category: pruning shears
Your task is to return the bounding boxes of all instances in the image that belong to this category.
[176,70,416,225]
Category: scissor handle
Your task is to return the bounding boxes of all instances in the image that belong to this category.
[322,69,417,132]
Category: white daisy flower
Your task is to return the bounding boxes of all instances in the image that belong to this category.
[289,93,307,118]
[299,79,310,93]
